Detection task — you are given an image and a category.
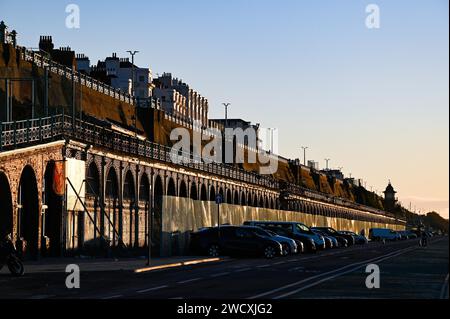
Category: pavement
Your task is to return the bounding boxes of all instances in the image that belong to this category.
[0,236,448,299]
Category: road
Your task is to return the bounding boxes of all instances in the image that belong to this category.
[0,237,448,299]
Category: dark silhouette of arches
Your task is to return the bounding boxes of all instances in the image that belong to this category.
[200,184,207,201]
[43,161,63,257]
[0,172,13,239]
[190,183,198,200]
[105,167,119,245]
[139,174,150,202]
[18,165,39,259]
[153,175,163,256]
[240,192,247,206]
[179,180,187,198]
[226,189,232,204]
[219,187,224,199]
[167,177,176,196]
[209,185,216,202]
[270,197,275,210]
[258,195,264,208]
[123,171,135,201]
[252,193,258,207]
[86,162,100,196]
[233,190,239,205]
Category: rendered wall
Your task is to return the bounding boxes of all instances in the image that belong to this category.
[161,196,405,256]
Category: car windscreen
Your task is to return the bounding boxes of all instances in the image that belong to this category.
[295,223,313,234]
[251,228,271,237]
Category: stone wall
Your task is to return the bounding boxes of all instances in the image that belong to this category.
[161,196,405,256]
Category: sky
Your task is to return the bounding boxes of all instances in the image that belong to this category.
[1,0,448,218]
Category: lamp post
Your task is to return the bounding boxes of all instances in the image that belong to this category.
[222,103,230,127]
[301,146,308,166]
[126,50,139,97]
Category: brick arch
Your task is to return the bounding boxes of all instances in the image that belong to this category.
[0,170,13,239]
[167,176,176,196]
[233,189,239,205]
[190,182,198,200]
[209,184,216,202]
[200,183,208,201]
[179,179,188,198]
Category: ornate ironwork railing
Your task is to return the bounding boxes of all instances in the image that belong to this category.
[0,114,278,189]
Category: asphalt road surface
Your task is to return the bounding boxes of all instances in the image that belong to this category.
[0,237,448,299]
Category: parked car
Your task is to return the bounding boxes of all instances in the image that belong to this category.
[311,227,355,246]
[368,228,400,241]
[340,231,368,244]
[311,230,335,248]
[312,228,347,248]
[250,227,298,256]
[243,221,325,252]
[189,225,283,258]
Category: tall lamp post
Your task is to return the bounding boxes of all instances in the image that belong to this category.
[222,103,230,128]
[127,50,139,136]
[301,146,308,166]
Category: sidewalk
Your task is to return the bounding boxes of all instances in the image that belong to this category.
[1,256,227,275]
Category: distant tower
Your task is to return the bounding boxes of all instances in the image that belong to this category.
[383,180,397,212]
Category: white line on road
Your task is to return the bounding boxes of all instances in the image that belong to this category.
[210,272,230,277]
[273,261,286,265]
[136,285,169,294]
[234,267,252,273]
[439,273,449,299]
[256,264,271,268]
[273,246,418,298]
[177,277,202,284]
[102,294,123,299]
[249,245,416,299]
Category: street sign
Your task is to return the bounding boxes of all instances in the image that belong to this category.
[215,194,223,205]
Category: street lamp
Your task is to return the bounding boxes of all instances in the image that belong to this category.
[126,50,139,97]
[222,103,230,127]
[301,146,308,166]
[324,158,330,170]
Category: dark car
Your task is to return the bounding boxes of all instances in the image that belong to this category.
[311,227,355,246]
[243,221,325,252]
[311,230,334,248]
[312,229,346,248]
[189,225,283,259]
[340,231,368,244]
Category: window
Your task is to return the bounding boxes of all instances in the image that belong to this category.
[139,75,145,82]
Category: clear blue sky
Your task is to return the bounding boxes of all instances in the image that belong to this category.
[1,0,448,217]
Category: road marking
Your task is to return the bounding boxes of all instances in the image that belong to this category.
[102,294,123,299]
[177,277,202,284]
[439,273,449,299]
[234,267,252,273]
[256,264,271,268]
[136,285,169,293]
[289,266,305,271]
[249,245,416,299]
[210,272,230,277]
[134,258,222,273]
[273,261,286,265]
[273,246,418,299]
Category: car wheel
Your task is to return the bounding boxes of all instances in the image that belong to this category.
[281,243,290,256]
[208,244,220,257]
[264,246,276,259]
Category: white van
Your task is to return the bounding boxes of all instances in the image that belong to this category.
[369,228,400,241]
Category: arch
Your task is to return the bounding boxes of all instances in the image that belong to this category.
[105,167,119,199]
[43,161,63,257]
[167,177,176,196]
[190,182,198,200]
[240,191,246,206]
[209,185,216,202]
[264,195,269,208]
[252,193,258,207]
[233,190,239,205]
[258,194,264,208]
[123,170,135,201]
[18,165,39,259]
[200,184,208,201]
[269,197,274,210]
[218,187,224,198]
[86,161,100,196]
[139,173,150,202]
[226,189,232,204]
[179,180,188,198]
[0,172,13,239]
